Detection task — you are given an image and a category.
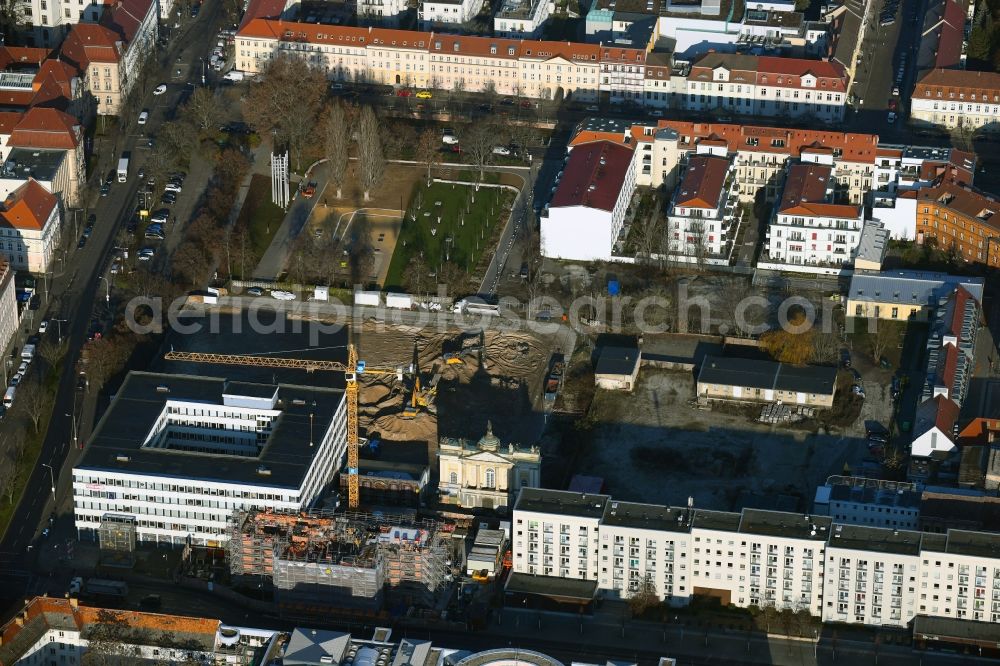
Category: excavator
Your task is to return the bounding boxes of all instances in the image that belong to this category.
[403,344,439,417]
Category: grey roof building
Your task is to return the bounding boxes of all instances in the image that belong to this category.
[697,355,838,407]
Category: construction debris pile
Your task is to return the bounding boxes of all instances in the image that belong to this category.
[229,510,450,612]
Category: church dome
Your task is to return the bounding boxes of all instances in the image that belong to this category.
[477,421,500,451]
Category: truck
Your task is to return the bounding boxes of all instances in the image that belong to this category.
[354,290,381,307]
[83,578,129,599]
[223,70,245,82]
[385,293,413,310]
[452,298,499,316]
[21,344,35,363]
[3,386,14,408]
[117,153,129,183]
[544,353,565,401]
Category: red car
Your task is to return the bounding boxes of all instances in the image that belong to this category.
[396,88,412,97]
[888,99,898,111]
[519,100,533,109]
[449,144,462,153]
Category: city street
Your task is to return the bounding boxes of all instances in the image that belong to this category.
[0,0,229,613]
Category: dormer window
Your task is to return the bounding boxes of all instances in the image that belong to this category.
[977,208,994,220]
[508,46,515,55]
[453,42,459,51]
[490,44,497,54]
[435,41,441,49]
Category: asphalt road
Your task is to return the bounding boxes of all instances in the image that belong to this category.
[0,0,227,610]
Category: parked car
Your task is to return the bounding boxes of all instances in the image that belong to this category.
[301,181,317,198]
[138,110,149,124]
[138,247,155,261]
[247,287,264,296]
[492,145,511,156]
[38,320,48,334]
[77,236,87,249]
[396,88,412,97]
[151,209,170,224]
[99,182,110,196]
[161,192,177,204]
[153,84,167,95]
[887,111,897,123]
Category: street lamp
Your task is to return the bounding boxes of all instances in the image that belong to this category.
[41,463,55,500]
[53,318,67,344]
[65,409,79,450]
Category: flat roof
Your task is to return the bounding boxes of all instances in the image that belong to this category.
[2,147,65,181]
[504,572,598,600]
[739,509,832,541]
[75,371,344,489]
[913,615,1000,645]
[514,488,609,520]
[690,509,742,533]
[935,530,1000,559]
[826,524,923,556]
[602,501,693,533]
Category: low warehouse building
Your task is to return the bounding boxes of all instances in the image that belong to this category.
[697,355,838,408]
[594,346,641,391]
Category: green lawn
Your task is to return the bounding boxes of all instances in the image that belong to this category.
[384,181,513,289]
[236,174,286,258]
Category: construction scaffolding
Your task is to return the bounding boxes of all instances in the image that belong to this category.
[228,509,450,611]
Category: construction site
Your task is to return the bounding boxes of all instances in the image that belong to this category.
[228,509,456,615]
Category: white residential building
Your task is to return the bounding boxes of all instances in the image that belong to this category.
[667,154,739,261]
[512,488,1000,628]
[419,0,482,27]
[358,0,410,26]
[0,178,61,273]
[764,162,863,270]
[912,69,1000,132]
[812,476,921,530]
[540,140,637,261]
[72,372,347,546]
[0,260,16,359]
[494,0,550,38]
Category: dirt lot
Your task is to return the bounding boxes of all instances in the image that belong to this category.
[572,369,871,511]
[350,320,566,448]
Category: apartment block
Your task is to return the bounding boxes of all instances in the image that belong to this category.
[512,488,1000,629]
[915,182,1000,267]
[812,476,921,530]
[682,53,849,122]
[540,139,637,261]
[72,372,347,546]
[912,69,1000,133]
[764,162,864,269]
[666,154,740,261]
[568,117,878,205]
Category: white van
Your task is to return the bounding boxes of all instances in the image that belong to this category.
[4,386,15,408]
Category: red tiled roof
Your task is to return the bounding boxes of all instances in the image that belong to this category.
[9,108,80,149]
[674,155,730,209]
[656,120,879,163]
[690,53,848,90]
[957,417,1000,446]
[429,34,521,58]
[948,285,973,338]
[600,46,645,63]
[940,344,959,396]
[914,68,1000,100]
[0,179,57,231]
[522,40,600,62]
[102,0,155,44]
[369,27,431,48]
[240,0,286,28]
[34,60,78,98]
[778,162,859,218]
[550,140,634,213]
[916,181,1000,230]
[0,46,51,70]
[60,24,123,70]
[0,111,23,134]
[569,129,629,147]
[934,0,967,69]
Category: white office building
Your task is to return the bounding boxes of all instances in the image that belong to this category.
[72,372,347,546]
[512,488,1000,628]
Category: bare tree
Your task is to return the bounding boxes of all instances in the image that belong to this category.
[323,102,350,199]
[438,261,466,294]
[627,574,661,618]
[688,219,709,271]
[631,208,665,263]
[404,255,431,295]
[356,106,385,201]
[243,56,327,167]
[869,320,898,364]
[416,129,440,186]
[14,380,47,433]
[464,123,495,182]
[183,87,223,135]
[39,337,69,372]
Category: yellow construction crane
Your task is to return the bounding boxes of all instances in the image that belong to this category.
[163,346,402,510]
